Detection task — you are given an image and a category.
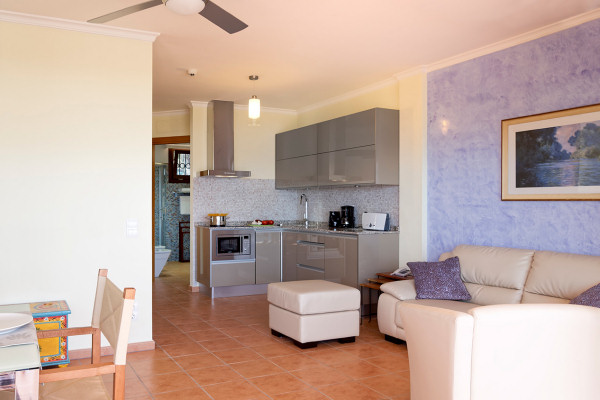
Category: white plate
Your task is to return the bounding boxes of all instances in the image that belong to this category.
[0,313,33,334]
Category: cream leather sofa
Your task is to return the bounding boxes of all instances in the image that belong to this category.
[377,244,600,342]
[399,302,600,400]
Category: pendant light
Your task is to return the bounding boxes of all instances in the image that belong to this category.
[248,75,260,120]
[164,0,205,15]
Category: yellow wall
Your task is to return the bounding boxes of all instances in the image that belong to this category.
[397,73,428,265]
[152,111,190,138]
[298,81,399,126]
[0,19,154,349]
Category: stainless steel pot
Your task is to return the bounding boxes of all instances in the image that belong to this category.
[208,213,227,227]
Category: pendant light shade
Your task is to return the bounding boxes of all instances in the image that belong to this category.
[164,0,205,15]
[248,95,260,120]
[248,75,260,120]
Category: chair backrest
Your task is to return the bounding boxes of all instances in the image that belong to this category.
[91,269,135,365]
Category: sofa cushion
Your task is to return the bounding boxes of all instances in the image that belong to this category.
[570,283,600,308]
[441,245,534,305]
[408,257,471,301]
[523,250,600,303]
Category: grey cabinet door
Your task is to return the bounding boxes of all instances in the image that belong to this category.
[275,155,318,189]
[324,235,358,287]
[317,146,376,186]
[282,232,297,281]
[255,231,281,284]
[210,261,256,287]
[296,240,325,270]
[318,110,376,153]
[276,125,317,160]
[296,265,325,280]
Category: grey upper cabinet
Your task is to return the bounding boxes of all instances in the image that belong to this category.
[275,125,317,160]
[275,108,399,189]
[317,109,376,152]
[275,155,318,189]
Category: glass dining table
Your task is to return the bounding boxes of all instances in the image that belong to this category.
[0,303,41,400]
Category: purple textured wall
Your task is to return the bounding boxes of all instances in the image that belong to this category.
[427,19,600,260]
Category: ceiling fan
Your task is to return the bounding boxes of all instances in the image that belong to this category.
[88,0,248,34]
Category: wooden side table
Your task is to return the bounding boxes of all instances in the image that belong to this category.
[30,300,70,367]
[360,272,414,322]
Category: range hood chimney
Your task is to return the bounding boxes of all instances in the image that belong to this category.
[199,100,250,178]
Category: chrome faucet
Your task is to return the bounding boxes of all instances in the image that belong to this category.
[300,193,309,227]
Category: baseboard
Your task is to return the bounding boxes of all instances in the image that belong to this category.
[69,340,156,360]
[189,285,200,292]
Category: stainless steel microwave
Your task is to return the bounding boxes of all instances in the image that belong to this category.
[211,229,255,261]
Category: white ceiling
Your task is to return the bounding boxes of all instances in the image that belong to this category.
[2,0,600,112]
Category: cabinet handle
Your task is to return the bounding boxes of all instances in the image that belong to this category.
[297,240,324,247]
[296,264,324,272]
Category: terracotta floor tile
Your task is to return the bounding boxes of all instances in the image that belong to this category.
[305,348,361,366]
[334,360,389,379]
[218,326,262,337]
[129,358,183,377]
[359,372,410,398]
[250,372,309,396]
[175,321,213,332]
[208,319,246,329]
[200,337,245,352]
[291,364,352,387]
[122,377,152,398]
[153,332,196,346]
[338,342,383,359]
[127,348,170,362]
[139,371,198,394]
[251,342,300,358]
[269,354,323,371]
[187,365,242,385]
[187,328,229,342]
[152,388,211,400]
[364,354,410,372]
[229,359,285,378]
[202,378,267,400]
[271,388,331,400]
[173,353,224,370]
[319,381,386,400]
[213,347,262,364]
[234,332,282,347]
[160,341,208,357]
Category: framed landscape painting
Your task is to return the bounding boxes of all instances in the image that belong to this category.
[502,103,600,200]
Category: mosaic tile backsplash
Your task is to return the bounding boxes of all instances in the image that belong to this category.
[193,177,399,228]
[155,165,190,261]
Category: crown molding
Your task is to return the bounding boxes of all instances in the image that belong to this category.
[394,66,428,81]
[0,10,159,41]
[425,9,600,73]
[297,77,398,115]
[153,109,189,117]
[234,103,297,115]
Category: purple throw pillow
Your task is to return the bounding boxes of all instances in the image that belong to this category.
[570,283,600,308]
[407,257,471,301]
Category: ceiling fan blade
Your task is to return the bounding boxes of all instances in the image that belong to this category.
[88,0,163,23]
[199,0,248,34]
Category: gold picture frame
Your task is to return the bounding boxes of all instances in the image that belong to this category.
[501,103,600,200]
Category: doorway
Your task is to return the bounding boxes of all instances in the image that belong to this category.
[152,136,191,280]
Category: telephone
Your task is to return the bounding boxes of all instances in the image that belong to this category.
[391,266,412,277]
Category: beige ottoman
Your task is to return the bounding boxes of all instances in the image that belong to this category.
[268,280,360,349]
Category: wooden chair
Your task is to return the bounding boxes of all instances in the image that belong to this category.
[36,269,135,400]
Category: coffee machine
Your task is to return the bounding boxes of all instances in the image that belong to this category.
[340,205,355,228]
[328,211,341,228]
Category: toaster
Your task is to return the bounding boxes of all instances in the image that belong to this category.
[362,212,390,231]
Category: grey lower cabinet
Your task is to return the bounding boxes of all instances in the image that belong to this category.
[281,230,397,289]
[211,261,256,287]
[255,231,282,284]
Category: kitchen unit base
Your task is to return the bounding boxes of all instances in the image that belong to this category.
[211,283,268,298]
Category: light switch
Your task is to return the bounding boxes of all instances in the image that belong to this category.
[126,219,138,237]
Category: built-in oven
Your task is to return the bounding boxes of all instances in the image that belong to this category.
[211,229,255,262]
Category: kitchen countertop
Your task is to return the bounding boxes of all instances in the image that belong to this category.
[195,221,398,235]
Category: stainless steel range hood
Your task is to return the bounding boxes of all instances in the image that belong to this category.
[198,100,251,178]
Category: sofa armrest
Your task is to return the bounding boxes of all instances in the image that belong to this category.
[380,280,417,300]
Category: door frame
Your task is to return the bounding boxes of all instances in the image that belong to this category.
[152,135,191,279]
